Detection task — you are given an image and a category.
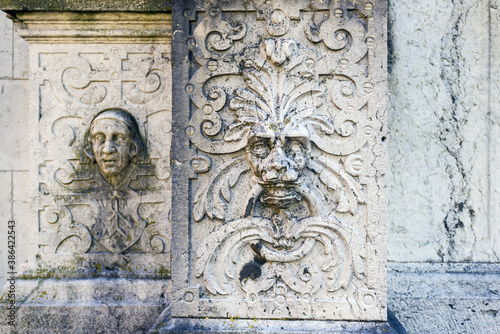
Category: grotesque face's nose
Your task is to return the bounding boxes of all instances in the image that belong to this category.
[261,146,299,183]
[268,147,288,170]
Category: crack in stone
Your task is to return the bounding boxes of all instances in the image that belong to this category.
[438,1,476,261]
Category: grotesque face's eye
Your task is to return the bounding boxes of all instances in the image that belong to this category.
[287,140,304,157]
[251,141,270,158]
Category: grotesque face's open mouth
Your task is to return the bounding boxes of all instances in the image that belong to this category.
[261,184,301,209]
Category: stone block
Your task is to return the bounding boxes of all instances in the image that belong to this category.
[0,172,11,293]
[170,0,389,325]
[26,42,172,279]
[13,28,28,79]
[0,0,172,12]
[0,12,174,284]
[158,318,400,334]
[0,79,29,170]
[0,13,12,78]
[0,278,169,333]
[388,263,500,334]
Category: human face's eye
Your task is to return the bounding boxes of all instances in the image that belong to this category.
[251,141,270,159]
[114,134,129,146]
[91,134,105,145]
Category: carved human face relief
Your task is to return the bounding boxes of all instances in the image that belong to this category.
[90,118,136,185]
[245,124,310,209]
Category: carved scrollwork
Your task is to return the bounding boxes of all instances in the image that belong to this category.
[122,54,170,105]
[331,65,373,111]
[61,56,108,105]
[35,44,171,278]
[140,221,168,254]
[191,37,368,302]
[306,7,368,63]
[191,9,246,57]
[195,216,365,297]
[207,22,246,51]
[54,161,77,186]
[39,114,82,148]
[43,205,93,254]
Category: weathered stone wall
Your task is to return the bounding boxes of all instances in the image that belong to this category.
[387,0,500,332]
[388,0,492,264]
[0,0,499,332]
[0,12,29,292]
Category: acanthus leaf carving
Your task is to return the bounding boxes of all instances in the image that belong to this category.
[190,37,368,303]
[195,216,365,298]
[308,156,366,215]
[193,158,249,222]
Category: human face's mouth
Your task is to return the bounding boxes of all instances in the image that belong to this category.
[100,157,120,168]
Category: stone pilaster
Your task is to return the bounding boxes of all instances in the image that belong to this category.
[0,10,172,333]
[165,0,396,331]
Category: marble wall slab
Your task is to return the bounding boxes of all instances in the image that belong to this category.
[171,0,388,322]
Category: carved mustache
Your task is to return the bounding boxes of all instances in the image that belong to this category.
[253,176,305,187]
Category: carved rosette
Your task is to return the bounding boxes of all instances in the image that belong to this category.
[33,44,172,277]
[174,0,387,321]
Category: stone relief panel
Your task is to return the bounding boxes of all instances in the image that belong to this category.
[31,44,171,278]
[172,0,387,321]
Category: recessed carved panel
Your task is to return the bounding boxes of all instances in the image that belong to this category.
[172,0,387,321]
[32,44,171,277]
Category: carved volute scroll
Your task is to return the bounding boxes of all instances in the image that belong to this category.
[172,0,387,321]
[31,41,172,278]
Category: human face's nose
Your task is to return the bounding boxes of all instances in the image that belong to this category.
[102,138,117,154]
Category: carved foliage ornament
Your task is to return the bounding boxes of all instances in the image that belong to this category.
[193,37,366,297]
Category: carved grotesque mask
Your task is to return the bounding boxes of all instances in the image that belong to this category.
[246,124,310,209]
